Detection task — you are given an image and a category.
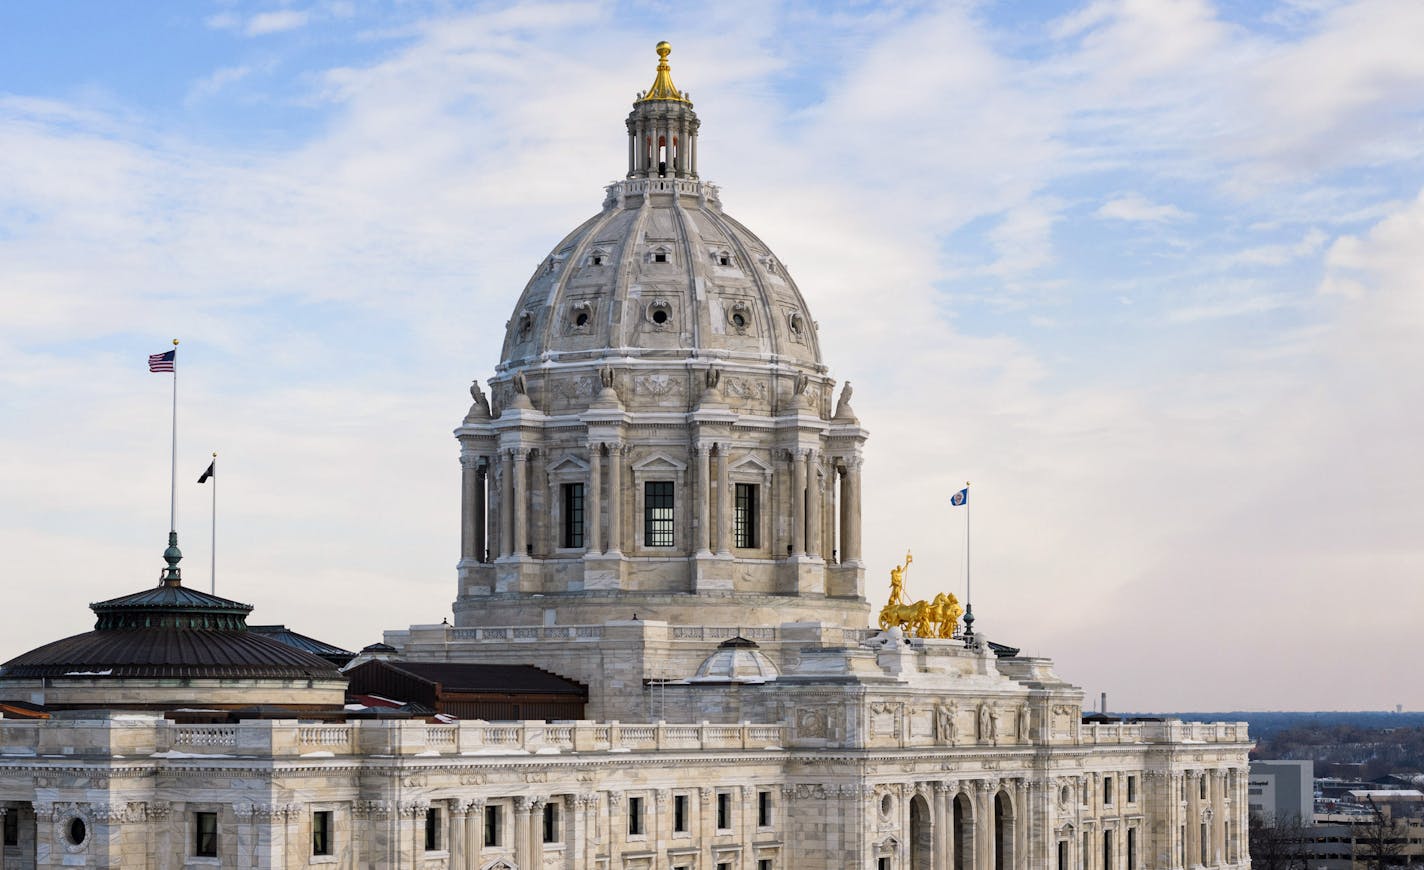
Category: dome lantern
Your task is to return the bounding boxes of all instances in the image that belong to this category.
[627,41,700,179]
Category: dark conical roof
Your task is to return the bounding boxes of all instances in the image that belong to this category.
[0,533,344,684]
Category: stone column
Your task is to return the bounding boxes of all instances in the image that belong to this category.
[464,801,483,869]
[506,452,518,555]
[681,118,690,175]
[461,455,479,563]
[606,793,623,868]
[698,787,714,869]
[607,443,623,554]
[977,781,997,870]
[577,794,597,870]
[588,443,603,553]
[653,791,668,864]
[567,797,585,870]
[449,804,467,869]
[791,450,806,556]
[530,798,547,866]
[716,444,731,554]
[841,459,862,562]
[514,449,530,556]
[695,444,712,554]
[805,449,821,557]
[933,783,951,870]
[513,798,533,869]
[1185,771,1199,867]
[635,119,644,174]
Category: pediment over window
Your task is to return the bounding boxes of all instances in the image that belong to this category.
[632,452,687,473]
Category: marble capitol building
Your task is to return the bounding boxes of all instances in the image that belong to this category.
[0,44,1251,869]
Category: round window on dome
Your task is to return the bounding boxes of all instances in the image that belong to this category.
[880,794,893,817]
[647,300,673,327]
[576,312,589,327]
[66,817,87,846]
[732,313,746,328]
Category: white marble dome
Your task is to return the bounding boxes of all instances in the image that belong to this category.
[691,637,780,683]
[497,180,823,376]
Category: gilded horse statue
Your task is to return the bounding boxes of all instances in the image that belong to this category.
[877,553,963,638]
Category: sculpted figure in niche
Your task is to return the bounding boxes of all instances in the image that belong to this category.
[512,371,528,395]
[937,703,959,745]
[979,703,992,742]
[1019,705,1031,740]
[705,365,721,390]
[793,373,809,396]
[599,365,616,389]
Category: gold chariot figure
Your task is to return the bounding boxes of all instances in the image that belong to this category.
[877,551,963,638]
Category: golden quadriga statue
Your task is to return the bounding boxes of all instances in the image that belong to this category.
[877,551,964,639]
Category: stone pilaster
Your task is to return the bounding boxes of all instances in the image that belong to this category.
[716,444,731,555]
[805,449,821,558]
[607,442,624,554]
[588,442,603,553]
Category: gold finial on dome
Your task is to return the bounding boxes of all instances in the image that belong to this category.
[639,40,689,103]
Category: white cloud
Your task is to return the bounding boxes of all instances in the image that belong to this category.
[1095,193,1190,223]
[246,10,310,36]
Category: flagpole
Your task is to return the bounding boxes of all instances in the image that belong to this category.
[210,452,217,594]
[963,480,975,646]
[169,338,179,533]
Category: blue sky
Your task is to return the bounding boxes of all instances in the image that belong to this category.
[2,0,1422,710]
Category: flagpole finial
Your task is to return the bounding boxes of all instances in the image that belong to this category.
[160,530,183,587]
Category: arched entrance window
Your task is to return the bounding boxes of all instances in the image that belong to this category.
[952,792,974,869]
[994,790,1015,869]
[909,794,932,870]
[658,135,668,175]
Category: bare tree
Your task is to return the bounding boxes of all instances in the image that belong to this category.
[1249,811,1309,870]
[1358,796,1408,870]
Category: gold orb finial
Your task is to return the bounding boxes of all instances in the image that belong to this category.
[638,40,688,103]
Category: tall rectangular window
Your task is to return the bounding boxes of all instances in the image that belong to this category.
[674,794,689,833]
[1103,776,1114,805]
[1103,831,1112,869]
[484,805,501,847]
[424,808,441,851]
[758,860,773,870]
[757,790,771,827]
[1127,775,1137,803]
[561,483,584,548]
[735,483,759,548]
[542,802,560,844]
[194,812,218,858]
[716,792,732,830]
[1057,840,1068,870]
[1127,827,1137,870]
[628,796,645,836]
[3,809,17,846]
[312,810,333,856]
[644,481,674,547]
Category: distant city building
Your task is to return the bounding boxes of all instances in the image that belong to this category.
[1249,760,1313,824]
[0,43,1253,869]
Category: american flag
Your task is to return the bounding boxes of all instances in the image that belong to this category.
[148,349,176,372]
